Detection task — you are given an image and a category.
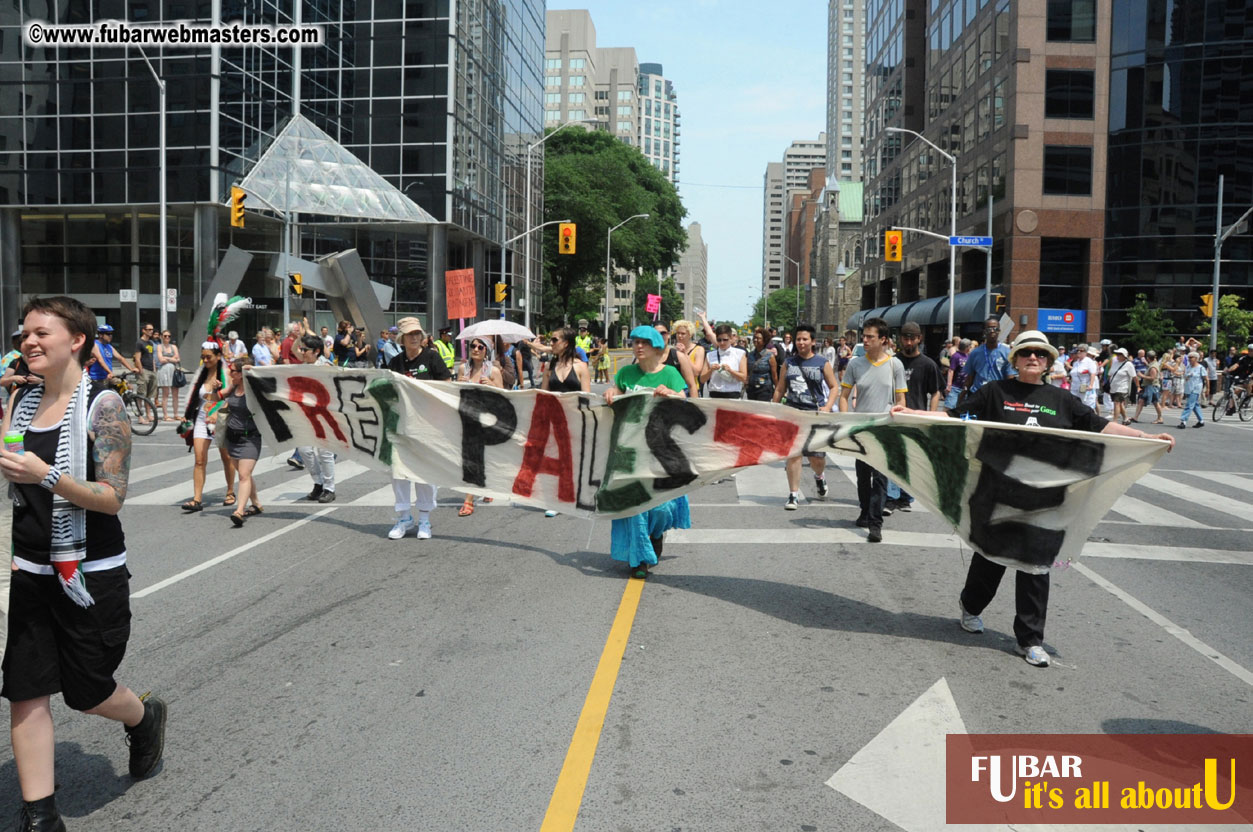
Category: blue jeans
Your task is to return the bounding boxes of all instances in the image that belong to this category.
[943,388,960,409]
[1180,391,1203,425]
[886,480,912,505]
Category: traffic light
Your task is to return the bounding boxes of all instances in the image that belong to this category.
[289,272,302,296]
[230,186,246,228]
[1201,293,1214,317]
[993,293,1006,314]
[558,222,576,255]
[884,230,902,262]
[494,282,508,303]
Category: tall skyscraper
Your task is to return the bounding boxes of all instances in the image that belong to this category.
[675,222,707,321]
[637,63,681,185]
[762,162,786,296]
[827,0,866,181]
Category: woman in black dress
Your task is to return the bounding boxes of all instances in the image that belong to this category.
[221,356,264,525]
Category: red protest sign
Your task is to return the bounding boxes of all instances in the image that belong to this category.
[446,269,477,320]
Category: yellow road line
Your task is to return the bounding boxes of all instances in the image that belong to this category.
[540,576,646,831]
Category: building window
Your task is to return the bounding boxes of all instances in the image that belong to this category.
[545,58,561,71]
[569,58,586,70]
[595,90,608,100]
[1047,0,1096,42]
[545,111,560,123]
[568,93,586,105]
[545,76,561,88]
[569,76,585,87]
[617,106,632,116]
[568,110,586,120]
[618,121,633,132]
[618,90,632,101]
[544,93,560,105]
[1045,69,1095,119]
[1037,237,1088,309]
[1043,145,1093,195]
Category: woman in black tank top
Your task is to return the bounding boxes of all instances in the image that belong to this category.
[542,327,590,394]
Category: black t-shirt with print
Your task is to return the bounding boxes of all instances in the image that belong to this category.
[896,352,942,410]
[947,378,1108,432]
[387,347,452,381]
[135,337,157,371]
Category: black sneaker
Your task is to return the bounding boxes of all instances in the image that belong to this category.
[896,500,913,512]
[785,493,799,510]
[814,476,828,498]
[286,456,304,470]
[867,526,883,543]
[304,484,324,501]
[881,504,894,517]
[855,516,869,528]
[1193,422,1204,428]
[126,695,168,779]
[317,490,337,503]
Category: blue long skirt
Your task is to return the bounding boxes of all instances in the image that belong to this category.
[609,495,692,568]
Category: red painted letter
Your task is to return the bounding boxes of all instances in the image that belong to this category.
[713,409,799,467]
[512,394,575,502]
[288,376,348,444]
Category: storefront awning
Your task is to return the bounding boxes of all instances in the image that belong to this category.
[845,288,1001,331]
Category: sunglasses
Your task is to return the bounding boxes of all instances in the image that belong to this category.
[470,342,486,350]
[200,354,214,360]
[1017,348,1051,359]
[657,330,669,337]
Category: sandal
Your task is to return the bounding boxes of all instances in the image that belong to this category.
[458,499,475,517]
[1152,419,1164,424]
[631,567,648,579]
[223,493,237,506]
[181,499,203,512]
[230,512,245,527]
[243,505,264,517]
[481,496,494,503]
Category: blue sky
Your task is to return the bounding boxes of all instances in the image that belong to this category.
[548,0,829,323]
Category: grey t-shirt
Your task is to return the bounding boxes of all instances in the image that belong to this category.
[842,354,907,413]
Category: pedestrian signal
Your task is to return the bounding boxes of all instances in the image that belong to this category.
[494,282,508,303]
[289,272,303,296]
[558,222,576,255]
[884,230,902,262]
[230,186,246,228]
[994,293,1006,314]
[1201,293,1214,317]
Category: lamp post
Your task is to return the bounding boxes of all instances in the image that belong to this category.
[137,48,168,332]
[887,126,956,339]
[783,254,801,329]
[524,119,595,331]
[1210,174,1253,353]
[604,213,649,346]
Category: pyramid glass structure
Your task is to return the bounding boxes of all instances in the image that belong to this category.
[235,114,436,224]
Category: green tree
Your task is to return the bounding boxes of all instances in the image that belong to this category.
[1199,293,1253,351]
[748,287,803,333]
[540,129,688,334]
[1122,293,1174,354]
[631,272,685,328]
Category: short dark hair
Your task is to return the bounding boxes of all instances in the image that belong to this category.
[21,295,97,366]
[300,334,324,353]
[985,315,999,325]
[862,317,889,338]
[714,324,734,337]
[793,323,816,339]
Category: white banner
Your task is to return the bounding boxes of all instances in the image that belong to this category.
[244,366,1168,573]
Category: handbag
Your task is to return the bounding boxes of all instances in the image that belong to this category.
[175,419,194,450]
[172,368,187,388]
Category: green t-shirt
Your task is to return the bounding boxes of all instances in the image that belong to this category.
[614,362,687,394]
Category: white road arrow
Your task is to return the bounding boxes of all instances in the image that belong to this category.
[826,677,1148,832]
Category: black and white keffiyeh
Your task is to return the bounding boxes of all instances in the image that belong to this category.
[9,369,102,606]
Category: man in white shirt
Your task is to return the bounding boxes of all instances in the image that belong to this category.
[1108,347,1136,424]
[224,330,248,359]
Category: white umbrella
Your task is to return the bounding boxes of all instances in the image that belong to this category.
[456,320,536,344]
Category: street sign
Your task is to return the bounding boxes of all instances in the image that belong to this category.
[1038,308,1086,334]
[949,235,993,247]
[119,289,138,303]
[165,288,177,312]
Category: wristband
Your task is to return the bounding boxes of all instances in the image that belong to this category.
[39,467,61,491]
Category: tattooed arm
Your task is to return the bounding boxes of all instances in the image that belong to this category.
[58,393,132,514]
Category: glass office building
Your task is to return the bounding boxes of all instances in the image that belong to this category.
[1104,0,1253,337]
[0,0,544,339]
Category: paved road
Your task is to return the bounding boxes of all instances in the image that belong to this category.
[0,402,1250,831]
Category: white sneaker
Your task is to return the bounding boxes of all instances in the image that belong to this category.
[1016,644,1050,667]
[416,519,432,540]
[544,510,559,517]
[959,600,984,633]
[388,516,413,540]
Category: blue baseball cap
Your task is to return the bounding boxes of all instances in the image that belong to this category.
[97,324,114,333]
[628,325,665,348]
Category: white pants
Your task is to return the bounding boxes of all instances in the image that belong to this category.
[0,497,11,666]
[392,479,437,515]
[299,447,336,491]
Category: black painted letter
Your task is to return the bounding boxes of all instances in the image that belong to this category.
[458,387,517,487]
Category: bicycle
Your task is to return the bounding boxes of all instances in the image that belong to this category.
[111,373,159,435]
[1211,376,1253,422]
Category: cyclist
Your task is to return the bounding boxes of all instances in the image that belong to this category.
[1222,345,1253,413]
